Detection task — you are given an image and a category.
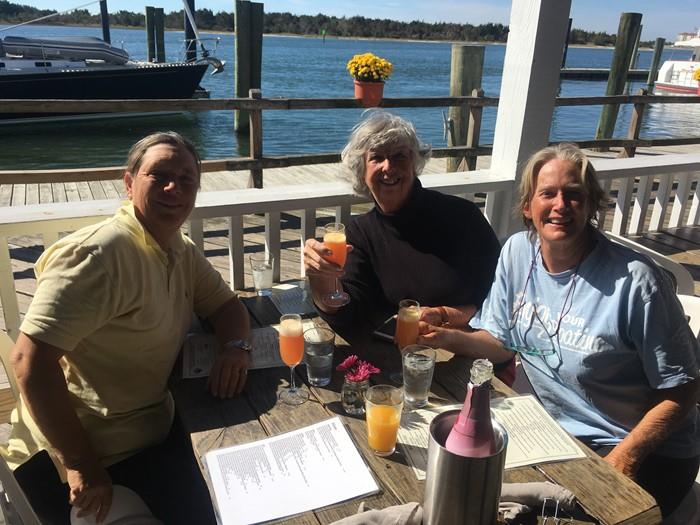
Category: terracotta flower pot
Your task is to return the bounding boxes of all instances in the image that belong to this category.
[354,80,384,108]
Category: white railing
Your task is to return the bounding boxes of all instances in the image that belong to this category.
[1,154,700,341]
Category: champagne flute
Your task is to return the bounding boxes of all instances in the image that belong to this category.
[278,314,309,405]
[322,222,350,307]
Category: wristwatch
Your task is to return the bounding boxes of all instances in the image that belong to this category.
[223,339,252,353]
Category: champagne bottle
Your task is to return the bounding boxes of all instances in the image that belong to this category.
[445,359,496,457]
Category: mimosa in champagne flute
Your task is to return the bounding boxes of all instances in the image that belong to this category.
[278,314,309,405]
[322,223,350,307]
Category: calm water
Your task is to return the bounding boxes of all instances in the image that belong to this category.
[0,24,696,170]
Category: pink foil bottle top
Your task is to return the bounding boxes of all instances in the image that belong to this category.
[445,359,496,457]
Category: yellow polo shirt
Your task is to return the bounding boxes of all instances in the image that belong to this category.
[3,204,235,468]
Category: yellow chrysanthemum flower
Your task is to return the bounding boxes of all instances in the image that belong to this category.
[346,52,393,82]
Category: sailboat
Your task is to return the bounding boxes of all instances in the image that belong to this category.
[0,0,225,123]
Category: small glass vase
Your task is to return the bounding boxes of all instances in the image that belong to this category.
[341,378,370,416]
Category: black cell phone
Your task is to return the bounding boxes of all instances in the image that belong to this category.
[372,315,397,342]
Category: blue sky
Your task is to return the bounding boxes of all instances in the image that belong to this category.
[16,0,700,41]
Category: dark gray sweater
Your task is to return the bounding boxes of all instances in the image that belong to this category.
[320,179,500,343]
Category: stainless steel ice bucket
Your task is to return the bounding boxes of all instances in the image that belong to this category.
[423,410,508,525]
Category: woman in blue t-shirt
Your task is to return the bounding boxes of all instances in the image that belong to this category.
[418,143,700,518]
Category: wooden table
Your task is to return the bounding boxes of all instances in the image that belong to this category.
[170,295,662,525]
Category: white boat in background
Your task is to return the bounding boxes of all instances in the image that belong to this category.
[655,60,699,95]
[654,29,700,96]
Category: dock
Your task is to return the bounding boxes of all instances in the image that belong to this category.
[560,68,649,80]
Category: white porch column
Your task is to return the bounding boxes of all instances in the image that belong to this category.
[487,0,572,239]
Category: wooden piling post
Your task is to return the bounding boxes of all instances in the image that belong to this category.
[594,12,642,151]
[620,88,647,159]
[250,2,264,94]
[99,0,111,44]
[466,88,484,171]
[630,24,642,69]
[647,38,666,92]
[248,89,263,188]
[145,6,155,63]
[154,8,165,63]
[447,44,484,172]
[235,0,264,133]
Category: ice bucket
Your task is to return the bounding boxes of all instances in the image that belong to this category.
[423,410,508,525]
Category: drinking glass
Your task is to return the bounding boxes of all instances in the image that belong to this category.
[278,314,309,405]
[402,345,436,408]
[395,299,421,349]
[365,385,404,456]
[249,253,274,296]
[390,299,421,383]
[303,327,335,387]
[322,222,350,307]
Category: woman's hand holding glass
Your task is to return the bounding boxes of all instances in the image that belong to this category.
[320,223,352,307]
[416,322,465,352]
[419,305,476,328]
[303,230,353,310]
[303,239,353,276]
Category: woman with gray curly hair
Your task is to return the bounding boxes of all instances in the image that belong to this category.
[303,111,500,346]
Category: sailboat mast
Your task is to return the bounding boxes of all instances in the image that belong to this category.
[99,0,111,43]
[183,0,197,61]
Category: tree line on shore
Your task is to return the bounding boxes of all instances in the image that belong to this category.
[0,0,651,47]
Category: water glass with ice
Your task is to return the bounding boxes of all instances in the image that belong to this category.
[402,345,436,408]
[303,327,335,386]
[250,254,274,296]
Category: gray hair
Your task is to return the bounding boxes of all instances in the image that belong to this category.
[340,111,431,196]
[125,131,201,177]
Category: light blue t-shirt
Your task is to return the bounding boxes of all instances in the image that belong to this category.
[471,230,700,458]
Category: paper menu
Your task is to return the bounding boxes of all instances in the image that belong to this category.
[397,404,460,481]
[182,320,315,378]
[397,395,586,480]
[205,417,379,525]
[490,395,587,468]
[268,283,317,316]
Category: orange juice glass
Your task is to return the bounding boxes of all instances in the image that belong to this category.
[322,223,351,308]
[395,299,421,349]
[279,318,304,366]
[323,228,347,268]
[365,385,404,456]
[278,314,309,405]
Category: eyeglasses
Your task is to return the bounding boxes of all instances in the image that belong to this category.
[506,246,580,361]
[504,343,557,357]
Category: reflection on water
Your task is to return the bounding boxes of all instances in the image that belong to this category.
[642,102,700,138]
[0,24,697,169]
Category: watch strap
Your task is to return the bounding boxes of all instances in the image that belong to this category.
[223,339,252,352]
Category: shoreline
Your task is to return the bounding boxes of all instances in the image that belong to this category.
[0,21,661,49]
[8,22,695,51]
